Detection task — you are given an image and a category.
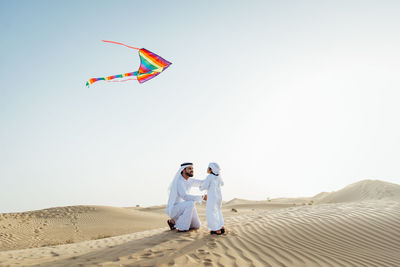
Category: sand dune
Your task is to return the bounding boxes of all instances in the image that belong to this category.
[317,179,400,204]
[0,204,247,252]
[0,205,169,251]
[1,179,400,266]
[1,200,399,267]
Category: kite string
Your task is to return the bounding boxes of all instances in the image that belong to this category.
[102,40,139,50]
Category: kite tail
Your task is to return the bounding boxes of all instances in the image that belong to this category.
[86,71,138,87]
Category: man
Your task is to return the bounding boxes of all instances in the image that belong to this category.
[166,162,207,232]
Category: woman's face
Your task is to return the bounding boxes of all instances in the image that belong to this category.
[207,167,212,174]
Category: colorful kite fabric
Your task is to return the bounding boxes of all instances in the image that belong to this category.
[86,40,172,87]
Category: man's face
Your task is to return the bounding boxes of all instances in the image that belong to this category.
[184,166,194,177]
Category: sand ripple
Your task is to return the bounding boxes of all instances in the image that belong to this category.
[1,200,399,266]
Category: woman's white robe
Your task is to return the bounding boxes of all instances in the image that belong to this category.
[200,174,224,231]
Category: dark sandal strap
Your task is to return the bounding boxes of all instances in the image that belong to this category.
[167,220,176,230]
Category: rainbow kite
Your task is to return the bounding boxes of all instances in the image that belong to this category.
[86,40,172,87]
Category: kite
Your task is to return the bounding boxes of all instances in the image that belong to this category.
[86,40,172,87]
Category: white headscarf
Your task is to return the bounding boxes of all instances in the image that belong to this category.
[208,162,221,175]
[208,162,223,186]
[166,163,192,217]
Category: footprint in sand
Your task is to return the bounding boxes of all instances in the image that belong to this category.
[197,249,210,255]
[128,255,138,260]
[141,252,152,258]
[203,258,213,266]
[51,251,60,257]
[207,241,217,249]
[178,237,192,242]
[153,251,164,257]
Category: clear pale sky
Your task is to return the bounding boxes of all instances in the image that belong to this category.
[1,1,400,212]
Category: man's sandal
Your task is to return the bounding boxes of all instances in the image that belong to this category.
[210,230,222,235]
[167,219,176,230]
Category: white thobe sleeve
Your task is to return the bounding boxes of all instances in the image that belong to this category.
[177,179,203,202]
[199,177,211,191]
[189,178,204,187]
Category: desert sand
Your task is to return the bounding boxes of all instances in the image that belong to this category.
[1,179,400,266]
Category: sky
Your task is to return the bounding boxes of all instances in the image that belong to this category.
[1,0,400,213]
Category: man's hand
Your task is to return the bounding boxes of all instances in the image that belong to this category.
[203,194,207,201]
